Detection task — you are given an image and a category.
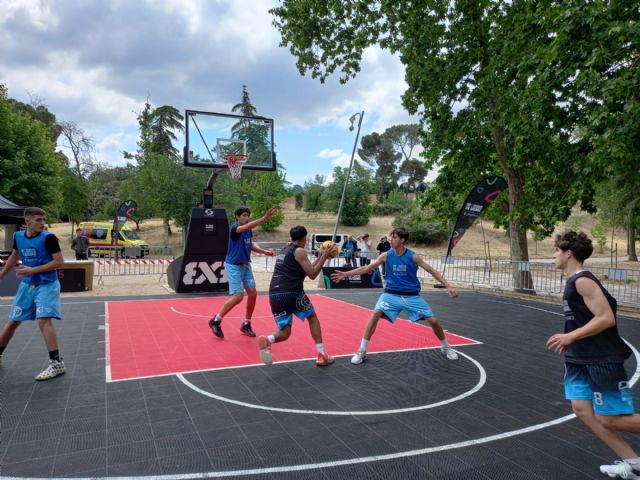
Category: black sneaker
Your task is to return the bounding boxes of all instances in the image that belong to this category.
[209,318,224,338]
[240,322,256,337]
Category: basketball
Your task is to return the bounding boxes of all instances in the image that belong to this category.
[319,240,339,258]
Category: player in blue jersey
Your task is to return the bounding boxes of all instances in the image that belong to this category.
[547,231,640,479]
[209,206,276,339]
[331,227,459,364]
[0,207,66,380]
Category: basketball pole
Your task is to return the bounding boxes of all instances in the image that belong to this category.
[333,111,364,243]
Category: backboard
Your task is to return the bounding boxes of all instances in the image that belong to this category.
[184,110,275,171]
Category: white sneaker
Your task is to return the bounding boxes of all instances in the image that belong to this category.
[600,461,640,479]
[35,359,66,381]
[442,347,458,360]
[351,350,367,365]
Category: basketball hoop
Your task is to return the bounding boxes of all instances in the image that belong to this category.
[224,153,248,179]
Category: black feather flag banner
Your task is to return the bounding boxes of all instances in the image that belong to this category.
[445,176,508,258]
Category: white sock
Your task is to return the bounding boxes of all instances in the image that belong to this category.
[626,458,640,465]
[214,314,222,323]
[359,339,369,352]
[243,319,251,325]
[440,339,450,349]
[316,343,325,354]
[267,335,276,344]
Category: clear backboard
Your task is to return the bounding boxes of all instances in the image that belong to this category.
[184,110,275,171]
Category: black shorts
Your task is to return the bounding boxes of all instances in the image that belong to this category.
[269,291,312,315]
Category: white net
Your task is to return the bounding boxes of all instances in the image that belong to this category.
[224,154,248,179]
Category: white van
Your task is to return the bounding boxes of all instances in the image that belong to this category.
[308,233,350,257]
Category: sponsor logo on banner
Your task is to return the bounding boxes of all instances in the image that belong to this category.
[182,261,227,285]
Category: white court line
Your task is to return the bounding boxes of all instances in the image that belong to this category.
[177,349,486,416]
[169,306,272,320]
[485,298,564,316]
[7,340,640,480]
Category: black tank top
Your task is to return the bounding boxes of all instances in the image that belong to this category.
[269,243,306,293]
[563,270,631,363]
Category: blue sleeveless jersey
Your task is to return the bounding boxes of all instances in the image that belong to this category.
[15,231,58,285]
[225,224,253,265]
[384,248,421,294]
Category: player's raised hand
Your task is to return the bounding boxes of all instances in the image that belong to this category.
[263,208,277,221]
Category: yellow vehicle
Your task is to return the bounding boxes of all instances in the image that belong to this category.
[78,222,150,258]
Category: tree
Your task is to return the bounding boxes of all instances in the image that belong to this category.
[0,85,63,211]
[384,124,421,162]
[271,2,603,292]
[303,175,327,212]
[398,159,427,195]
[325,163,372,226]
[125,100,187,246]
[357,132,400,201]
[7,92,62,143]
[546,2,640,261]
[244,169,287,232]
[59,159,90,232]
[378,124,426,196]
[230,86,271,185]
[594,176,639,261]
[59,121,96,178]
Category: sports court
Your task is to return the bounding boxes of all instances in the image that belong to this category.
[2,289,640,479]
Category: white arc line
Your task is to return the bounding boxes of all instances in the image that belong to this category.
[177,349,486,416]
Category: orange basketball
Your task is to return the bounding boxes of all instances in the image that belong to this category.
[320,240,339,258]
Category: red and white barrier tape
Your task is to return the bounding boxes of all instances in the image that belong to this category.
[95,259,173,266]
[0,259,21,265]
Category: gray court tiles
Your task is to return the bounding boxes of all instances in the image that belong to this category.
[1,290,639,479]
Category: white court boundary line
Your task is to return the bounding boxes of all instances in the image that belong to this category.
[7,301,639,479]
[177,349,486,416]
[169,306,272,320]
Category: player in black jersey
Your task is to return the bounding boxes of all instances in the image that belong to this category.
[547,231,640,479]
[258,225,335,366]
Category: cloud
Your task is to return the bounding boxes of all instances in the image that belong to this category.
[317,148,343,158]
[0,0,420,180]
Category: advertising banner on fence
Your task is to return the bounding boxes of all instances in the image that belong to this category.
[445,176,508,258]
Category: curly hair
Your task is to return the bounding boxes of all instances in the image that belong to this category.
[390,227,409,242]
[555,231,593,262]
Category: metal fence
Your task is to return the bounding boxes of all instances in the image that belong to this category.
[86,245,640,308]
[94,259,174,284]
[415,255,640,308]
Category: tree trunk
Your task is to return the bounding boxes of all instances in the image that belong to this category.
[628,219,638,262]
[492,125,534,293]
[163,219,170,254]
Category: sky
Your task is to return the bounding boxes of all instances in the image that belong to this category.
[0,0,424,186]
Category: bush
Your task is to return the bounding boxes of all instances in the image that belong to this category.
[303,184,325,212]
[372,190,412,215]
[393,208,448,245]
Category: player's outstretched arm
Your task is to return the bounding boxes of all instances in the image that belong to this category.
[236,208,277,233]
[251,243,275,257]
[331,253,386,283]
[414,255,458,298]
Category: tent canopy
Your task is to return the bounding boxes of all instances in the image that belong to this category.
[0,194,24,224]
